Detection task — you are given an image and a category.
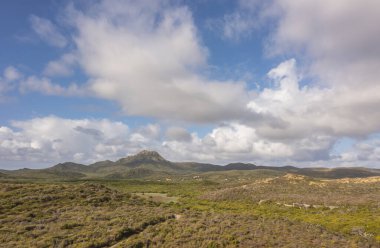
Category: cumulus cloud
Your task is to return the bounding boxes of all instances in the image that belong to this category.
[30,15,68,48]
[246,59,380,141]
[164,122,333,164]
[269,0,380,90]
[166,57,380,165]
[257,0,380,138]
[64,0,249,122]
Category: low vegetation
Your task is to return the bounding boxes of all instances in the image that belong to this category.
[0,171,380,247]
[1,167,379,247]
[121,211,373,247]
[0,183,173,247]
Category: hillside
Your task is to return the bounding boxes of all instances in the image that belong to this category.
[201,173,380,206]
[1,175,379,247]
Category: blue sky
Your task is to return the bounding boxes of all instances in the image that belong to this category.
[1,0,380,169]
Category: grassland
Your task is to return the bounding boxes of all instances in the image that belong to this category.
[1,170,379,247]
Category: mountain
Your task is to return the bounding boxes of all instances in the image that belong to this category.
[112,150,183,172]
[4,167,87,179]
[224,163,257,170]
[1,150,380,180]
[49,162,90,173]
[116,150,168,165]
[88,150,189,177]
[0,172,9,178]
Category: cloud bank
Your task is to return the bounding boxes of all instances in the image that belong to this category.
[0,116,161,168]
[0,114,377,169]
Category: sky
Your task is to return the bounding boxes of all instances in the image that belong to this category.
[1,0,380,169]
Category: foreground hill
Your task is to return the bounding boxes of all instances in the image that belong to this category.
[2,150,380,180]
[0,183,174,247]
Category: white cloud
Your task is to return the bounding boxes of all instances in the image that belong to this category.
[247,59,380,139]
[269,0,380,88]
[19,76,85,96]
[333,136,380,167]
[254,0,380,140]
[210,0,272,41]
[30,15,68,48]
[4,66,22,81]
[130,124,161,143]
[164,122,333,164]
[65,0,249,122]
[223,11,257,41]
[43,53,77,77]
[165,127,192,142]
[0,66,21,101]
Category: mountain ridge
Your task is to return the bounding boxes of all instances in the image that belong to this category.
[2,150,380,179]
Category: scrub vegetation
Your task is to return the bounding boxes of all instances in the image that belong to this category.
[1,151,379,247]
[1,172,380,247]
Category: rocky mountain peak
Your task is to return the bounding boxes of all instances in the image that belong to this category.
[119,150,168,164]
